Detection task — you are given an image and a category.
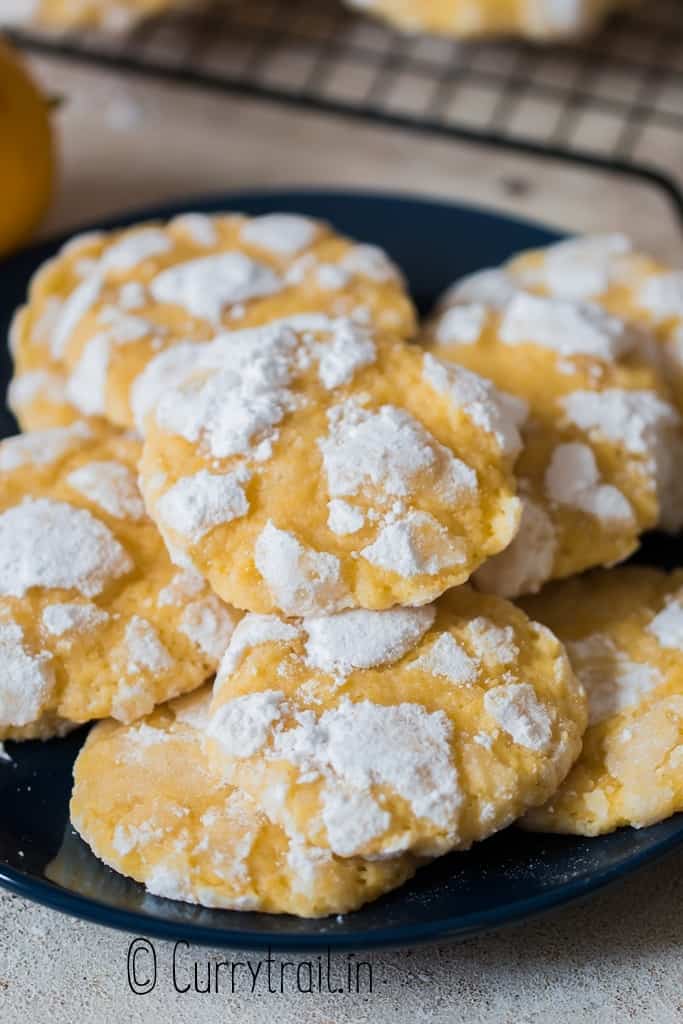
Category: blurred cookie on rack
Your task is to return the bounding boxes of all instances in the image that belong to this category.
[421,270,683,598]
[207,588,587,859]
[344,0,632,39]
[9,213,416,431]
[0,0,199,31]
[0,420,238,741]
[139,316,525,614]
[522,567,683,836]
[70,686,421,917]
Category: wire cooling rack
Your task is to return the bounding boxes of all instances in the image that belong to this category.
[11,0,683,218]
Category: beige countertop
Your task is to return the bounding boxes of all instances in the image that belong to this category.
[2,49,683,1024]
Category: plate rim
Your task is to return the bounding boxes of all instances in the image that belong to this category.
[1,822,682,951]
[2,186,681,951]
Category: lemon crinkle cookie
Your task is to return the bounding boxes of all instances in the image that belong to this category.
[9,212,416,431]
[502,233,683,415]
[139,315,524,614]
[206,588,587,859]
[0,420,239,741]
[0,0,197,31]
[522,568,683,836]
[71,687,420,917]
[422,275,682,598]
[344,0,632,40]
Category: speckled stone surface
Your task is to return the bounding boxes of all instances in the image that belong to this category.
[2,848,683,1022]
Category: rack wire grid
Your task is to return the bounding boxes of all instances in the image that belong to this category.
[12,0,683,220]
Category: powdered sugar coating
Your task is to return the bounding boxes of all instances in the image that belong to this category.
[254,522,349,616]
[65,334,111,416]
[123,616,174,675]
[568,633,661,726]
[442,267,518,310]
[360,511,467,576]
[314,320,376,389]
[475,496,557,598]
[101,228,171,272]
[157,568,206,607]
[319,399,476,500]
[0,621,54,728]
[545,443,633,523]
[157,469,251,542]
[178,596,238,660]
[0,421,92,472]
[422,353,524,458]
[637,271,683,321]
[310,699,461,855]
[302,606,435,677]
[170,213,218,248]
[327,499,364,535]
[483,683,553,750]
[513,234,634,300]
[51,273,103,360]
[648,599,683,651]
[464,617,518,666]
[41,602,109,637]
[411,632,477,685]
[562,388,679,456]
[208,689,285,759]
[66,460,146,521]
[240,214,318,255]
[0,498,132,598]
[339,244,400,282]
[499,293,635,362]
[8,370,70,419]
[435,303,488,345]
[218,614,301,679]
[149,253,283,323]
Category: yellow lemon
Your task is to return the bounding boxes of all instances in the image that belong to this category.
[0,39,55,258]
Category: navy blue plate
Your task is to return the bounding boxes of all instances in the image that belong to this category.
[1,189,682,951]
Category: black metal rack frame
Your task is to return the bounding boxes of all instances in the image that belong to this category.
[10,0,683,225]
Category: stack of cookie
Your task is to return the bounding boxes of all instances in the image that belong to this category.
[2,215,682,917]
